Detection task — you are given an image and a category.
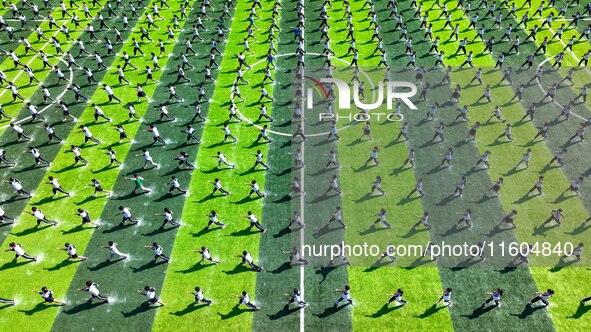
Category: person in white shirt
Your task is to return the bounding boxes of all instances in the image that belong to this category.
[436,287,453,307]
[78,281,109,302]
[214,151,235,169]
[45,176,70,196]
[192,245,220,264]
[135,148,159,169]
[102,84,121,103]
[25,207,58,226]
[562,176,584,196]
[187,287,212,305]
[372,208,391,229]
[237,251,262,271]
[481,288,504,308]
[246,180,265,197]
[56,242,87,261]
[116,206,139,225]
[145,125,166,145]
[326,206,345,229]
[144,242,171,263]
[180,125,200,144]
[0,148,16,167]
[206,210,226,229]
[232,289,260,311]
[5,242,37,261]
[284,288,307,308]
[173,151,195,169]
[31,287,66,305]
[335,285,353,306]
[252,150,269,170]
[100,241,129,262]
[155,207,180,229]
[9,123,31,141]
[515,149,532,169]
[561,242,584,261]
[3,178,32,197]
[543,208,565,227]
[242,211,267,233]
[0,206,15,224]
[67,145,89,165]
[78,125,101,144]
[323,175,342,195]
[456,208,473,229]
[528,289,554,307]
[283,246,308,265]
[43,124,63,143]
[165,176,187,195]
[87,179,112,197]
[221,124,237,142]
[137,286,165,306]
[386,288,407,307]
[75,208,99,228]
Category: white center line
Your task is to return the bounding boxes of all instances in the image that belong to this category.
[300,1,306,330]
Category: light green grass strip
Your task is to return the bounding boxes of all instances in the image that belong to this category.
[153,1,278,330]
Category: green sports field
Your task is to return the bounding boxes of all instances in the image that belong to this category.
[0,0,591,331]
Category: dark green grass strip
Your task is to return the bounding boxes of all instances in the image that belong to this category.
[153,1,276,330]
[0,1,144,252]
[334,2,452,331]
[51,2,223,332]
[251,2,299,330]
[0,1,107,132]
[292,1,351,331]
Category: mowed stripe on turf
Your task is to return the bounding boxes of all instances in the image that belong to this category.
[252,1,301,330]
[294,0,352,331]
[153,1,276,330]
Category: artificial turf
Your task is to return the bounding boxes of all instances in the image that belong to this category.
[1,1,591,331]
[297,0,352,330]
